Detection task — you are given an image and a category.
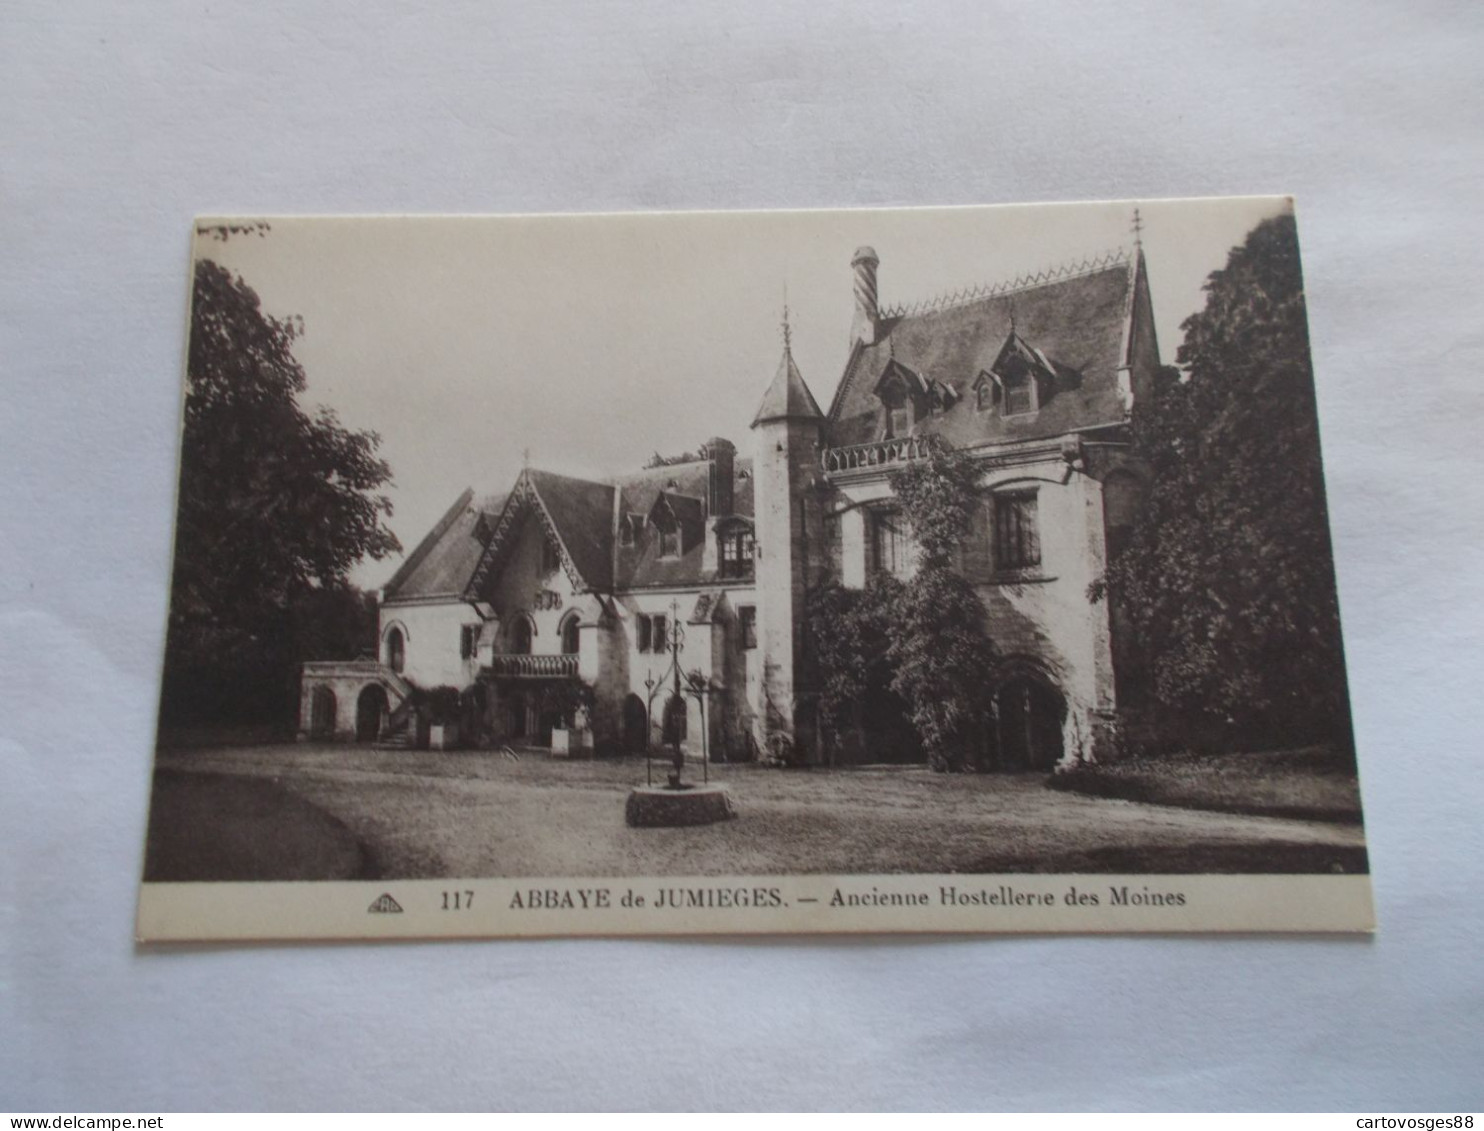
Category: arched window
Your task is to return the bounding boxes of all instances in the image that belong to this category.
[559,612,581,655]
[385,627,405,674]
[510,616,533,655]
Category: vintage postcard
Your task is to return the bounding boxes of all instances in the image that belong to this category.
[137,199,1372,940]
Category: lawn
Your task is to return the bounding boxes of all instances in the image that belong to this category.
[1048,746,1364,823]
[144,769,373,881]
[143,744,1369,881]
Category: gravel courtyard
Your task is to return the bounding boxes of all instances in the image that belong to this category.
[144,743,1368,881]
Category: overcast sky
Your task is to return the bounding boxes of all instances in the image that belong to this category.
[191,197,1289,589]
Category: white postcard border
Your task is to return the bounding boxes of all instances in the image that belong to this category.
[138,873,1374,942]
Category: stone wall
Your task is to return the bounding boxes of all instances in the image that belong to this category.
[297,661,409,743]
[823,441,1129,766]
[379,600,483,691]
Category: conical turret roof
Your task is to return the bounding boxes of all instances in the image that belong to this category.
[751,345,824,427]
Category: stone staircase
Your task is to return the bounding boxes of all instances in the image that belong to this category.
[372,695,418,750]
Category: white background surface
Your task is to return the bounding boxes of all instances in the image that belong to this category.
[3,0,1482,1112]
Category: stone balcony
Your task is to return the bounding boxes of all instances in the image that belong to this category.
[821,435,933,476]
[485,653,579,679]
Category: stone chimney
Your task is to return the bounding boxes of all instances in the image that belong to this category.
[850,245,880,347]
[704,436,735,518]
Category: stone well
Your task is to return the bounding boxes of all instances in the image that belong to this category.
[625,783,736,827]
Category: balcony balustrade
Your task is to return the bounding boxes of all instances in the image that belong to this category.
[486,653,579,679]
[821,435,932,475]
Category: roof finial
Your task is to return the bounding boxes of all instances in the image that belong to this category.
[1008,297,1017,334]
[1131,206,1144,251]
[781,283,792,355]
[522,446,530,469]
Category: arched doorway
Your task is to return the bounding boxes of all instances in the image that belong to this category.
[623,694,648,753]
[356,684,388,742]
[460,683,487,743]
[506,691,527,739]
[385,627,405,673]
[994,673,1066,772]
[309,686,337,739]
[537,693,563,747]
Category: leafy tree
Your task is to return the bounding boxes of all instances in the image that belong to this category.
[807,440,996,771]
[160,259,401,728]
[1096,214,1352,750]
[807,573,897,753]
[885,442,997,770]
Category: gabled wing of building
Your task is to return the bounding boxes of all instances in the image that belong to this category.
[420,455,758,600]
[458,468,617,597]
[524,468,618,591]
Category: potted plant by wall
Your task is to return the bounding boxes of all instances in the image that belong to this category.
[547,681,595,757]
[425,685,463,751]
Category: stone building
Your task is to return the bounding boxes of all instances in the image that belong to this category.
[301,238,1161,770]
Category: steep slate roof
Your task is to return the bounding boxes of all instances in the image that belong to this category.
[387,455,757,602]
[824,255,1139,449]
[383,490,508,601]
[611,458,755,589]
[524,469,618,591]
[752,346,825,426]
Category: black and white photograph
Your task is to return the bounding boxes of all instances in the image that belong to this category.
[13,0,1484,1112]
[136,199,1371,939]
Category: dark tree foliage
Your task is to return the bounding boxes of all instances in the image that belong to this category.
[160,260,400,729]
[1097,214,1352,750]
[885,442,997,770]
[807,574,897,751]
[886,438,981,568]
[807,441,996,771]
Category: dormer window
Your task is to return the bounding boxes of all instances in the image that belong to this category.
[976,379,993,412]
[879,385,912,438]
[648,491,702,560]
[719,523,754,579]
[874,360,928,439]
[985,331,1054,418]
[619,512,643,547]
[1002,367,1036,416]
